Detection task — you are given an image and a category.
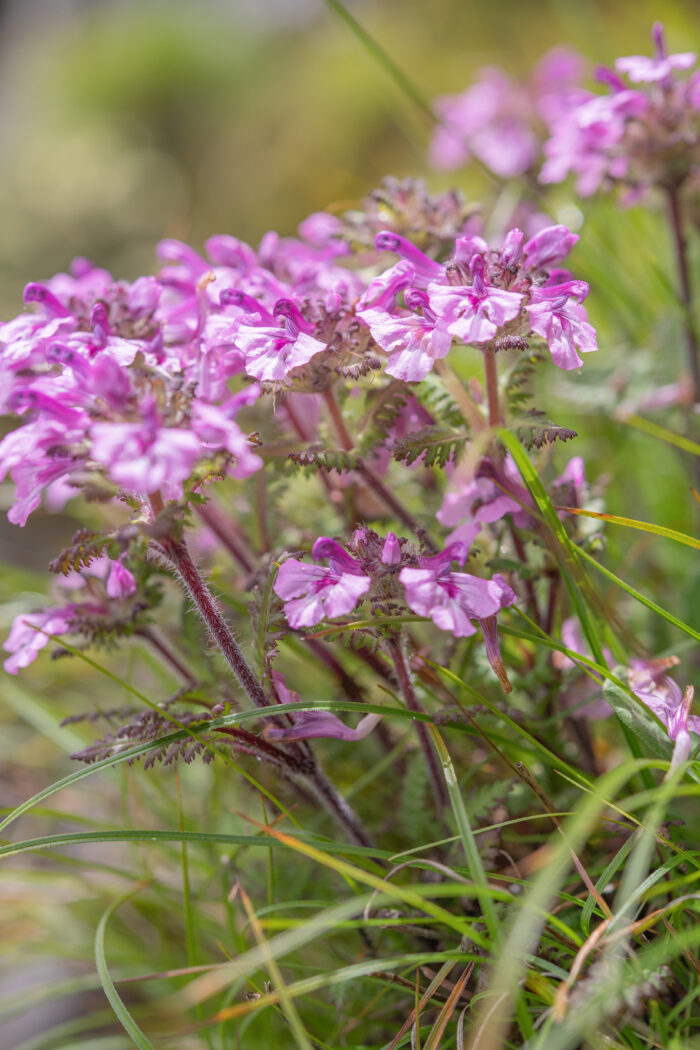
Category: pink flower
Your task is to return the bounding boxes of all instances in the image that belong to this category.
[274,538,371,629]
[399,543,515,639]
[106,558,137,599]
[4,606,78,674]
[235,299,326,382]
[364,291,453,382]
[523,225,579,271]
[540,90,647,195]
[262,671,382,743]
[428,256,523,345]
[628,660,700,769]
[437,474,522,548]
[616,24,696,84]
[430,68,538,177]
[527,281,598,369]
[90,403,201,499]
[190,386,263,480]
[381,532,401,565]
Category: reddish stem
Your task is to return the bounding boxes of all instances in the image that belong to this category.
[196,501,256,572]
[323,385,435,545]
[387,638,448,814]
[158,535,270,709]
[667,187,700,406]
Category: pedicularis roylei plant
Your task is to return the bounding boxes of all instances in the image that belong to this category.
[2,19,700,1050]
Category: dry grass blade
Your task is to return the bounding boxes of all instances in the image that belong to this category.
[423,963,474,1050]
[386,961,458,1050]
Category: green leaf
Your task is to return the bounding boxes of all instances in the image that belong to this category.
[602,679,672,761]
[428,726,501,946]
[499,428,608,668]
[576,545,700,643]
[95,888,157,1050]
[558,506,700,550]
[622,414,700,457]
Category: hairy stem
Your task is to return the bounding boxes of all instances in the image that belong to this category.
[667,187,700,406]
[157,530,374,846]
[158,534,270,709]
[387,637,449,813]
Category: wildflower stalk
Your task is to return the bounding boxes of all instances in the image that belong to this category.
[667,186,700,407]
[386,636,449,814]
[156,528,373,847]
[158,533,271,709]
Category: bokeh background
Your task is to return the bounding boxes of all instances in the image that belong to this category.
[1,1,699,1046]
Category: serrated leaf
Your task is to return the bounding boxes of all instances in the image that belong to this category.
[287,447,357,473]
[392,426,467,468]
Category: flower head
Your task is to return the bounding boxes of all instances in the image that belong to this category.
[262,671,382,742]
[628,660,700,768]
[274,539,371,629]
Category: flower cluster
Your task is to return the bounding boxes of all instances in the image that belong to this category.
[429,24,700,203]
[0,260,265,525]
[430,48,586,177]
[541,23,700,198]
[358,224,597,377]
[275,531,515,688]
[3,555,139,673]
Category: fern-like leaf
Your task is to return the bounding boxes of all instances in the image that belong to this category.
[392,426,467,468]
[49,530,116,576]
[249,560,287,674]
[287,447,357,473]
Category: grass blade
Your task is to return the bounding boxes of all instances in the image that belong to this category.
[621,413,700,456]
[428,726,500,945]
[95,886,157,1050]
[575,544,700,642]
[557,506,700,550]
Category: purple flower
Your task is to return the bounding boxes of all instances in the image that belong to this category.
[399,543,515,639]
[527,281,598,370]
[381,532,402,565]
[4,606,78,674]
[430,68,538,177]
[374,232,445,284]
[0,417,87,526]
[616,24,696,84]
[540,90,647,195]
[274,538,371,629]
[428,255,523,345]
[235,299,326,382]
[190,386,263,480]
[262,671,382,742]
[106,558,137,599]
[628,660,700,769]
[364,290,453,382]
[90,402,201,500]
[523,225,579,271]
[437,474,522,548]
